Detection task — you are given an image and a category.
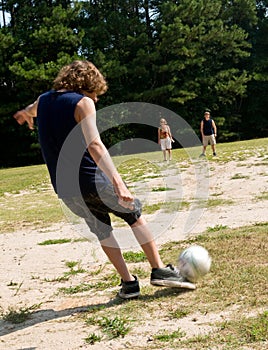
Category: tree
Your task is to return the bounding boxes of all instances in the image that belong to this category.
[240,0,268,138]
[0,1,84,166]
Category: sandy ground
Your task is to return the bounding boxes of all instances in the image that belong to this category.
[0,155,267,350]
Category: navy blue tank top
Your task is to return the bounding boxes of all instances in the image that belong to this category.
[203,118,214,136]
[37,90,106,198]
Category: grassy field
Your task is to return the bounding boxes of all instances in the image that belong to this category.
[0,137,267,233]
[0,138,267,349]
[78,224,268,349]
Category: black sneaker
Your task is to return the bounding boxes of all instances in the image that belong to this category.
[118,275,140,299]
[213,152,217,156]
[199,153,206,157]
[150,264,196,290]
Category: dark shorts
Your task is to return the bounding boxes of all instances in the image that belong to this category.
[62,182,142,241]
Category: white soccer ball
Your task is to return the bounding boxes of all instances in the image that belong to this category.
[178,245,212,282]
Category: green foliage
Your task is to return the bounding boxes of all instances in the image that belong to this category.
[0,0,268,166]
[1,303,41,324]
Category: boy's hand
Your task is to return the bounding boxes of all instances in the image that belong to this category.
[13,110,35,130]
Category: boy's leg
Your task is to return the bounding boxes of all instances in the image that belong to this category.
[130,216,164,269]
[100,233,135,282]
[100,232,140,299]
[131,217,196,289]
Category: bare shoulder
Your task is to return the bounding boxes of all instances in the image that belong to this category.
[75,96,96,122]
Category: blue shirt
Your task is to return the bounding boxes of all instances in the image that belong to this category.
[202,118,214,136]
[37,90,107,198]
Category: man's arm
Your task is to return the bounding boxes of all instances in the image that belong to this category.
[75,97,134,203]
[212,120,217,136]
[200,120,204,137]
[13,99,39,130]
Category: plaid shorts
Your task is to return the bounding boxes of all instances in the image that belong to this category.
[62,182,142,241]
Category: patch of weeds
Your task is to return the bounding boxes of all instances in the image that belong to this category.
[38,238,72,245]
[7,281,23,296]
[154,328,186,342]
[59,272,119,294]
[210,191,224,197]
[143,201,190,214]
[207,224,228,232]
[169,308,189,319]
[7,281,19,287]
[64,261,86,276]
[255,191,268,201]
[65,261,80,269]
[59,283,94,295]
[163,200,190,212]
[142,203,161,214]
[44,275,70,282]
[85,315,131,339]
[131,267,149,279]
[84,332,102,345]
[197,198,234,208]
[1,304,41,324]
[231,173,250,180]
[118,158,161,183]
[86,305,106,313]
[123,251,147,263]
[98,316,131,339]
[89,265,105,276]
[151,187,176,192]
[197,311,268,348]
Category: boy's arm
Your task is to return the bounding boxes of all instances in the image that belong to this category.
[13,99,39,130]
[75,97,134,204]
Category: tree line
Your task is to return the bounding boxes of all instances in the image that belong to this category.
[0,0,267,167]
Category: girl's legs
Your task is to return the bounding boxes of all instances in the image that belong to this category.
[167,149,172,160]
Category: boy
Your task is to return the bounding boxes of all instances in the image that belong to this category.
[13,60,195,299]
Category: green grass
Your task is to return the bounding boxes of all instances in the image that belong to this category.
[50,222,265,348]
[38,238,72,245]
[231,173,250,180]
[183,311,268,348]
[123,251,147,263]
[1,304,41,324]
[1,223,267,349]
[0,164,49,196]
[0,138,267,233]
[155,328,186,342]
[85,315,132,340]
[1,138,268,348]
[255,191,268,201]
[84,332,102,344]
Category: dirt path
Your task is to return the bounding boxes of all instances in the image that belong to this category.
[0,155,267,349]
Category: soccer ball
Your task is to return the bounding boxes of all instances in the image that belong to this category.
[178,245,211,282]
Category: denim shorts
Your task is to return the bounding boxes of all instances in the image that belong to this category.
[62,182,142,241]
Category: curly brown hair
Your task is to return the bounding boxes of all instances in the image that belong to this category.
[52,60,108,95]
